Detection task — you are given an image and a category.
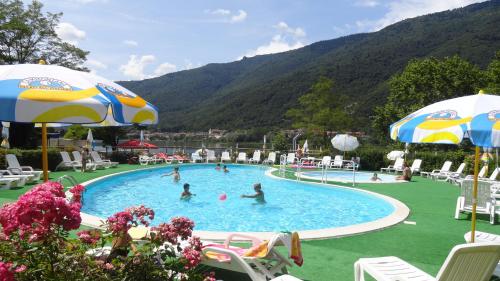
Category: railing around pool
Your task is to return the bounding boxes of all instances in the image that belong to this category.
[56,175,79,187]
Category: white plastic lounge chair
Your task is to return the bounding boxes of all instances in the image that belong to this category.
[138,155,152,165]
[316,156,332,168]
[191,152,203,163]
[221,151,231,163]
[248,151,261,164]
[90,151,118,168]
[0,174,19,190]
[454,166,488,185]
[354,242,500,281]
[236,152,248,163]
[455,179,497,224]
[487,168,500,182]
[330,155,344,169]
[56,151,82,171]
[6,154,42,181]
[286,153,296,164]
[380,158,403,173]
[464,231,500,277]
[72,151,99,170]
[206,150,217,163]
[0,170,28,186]
[263,152,277,165]
[410,159,422,174]
[434,163,466,181]
[202,233,299,281]
[423,161,452,178]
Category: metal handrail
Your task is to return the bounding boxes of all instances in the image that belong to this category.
[56,175,79,187]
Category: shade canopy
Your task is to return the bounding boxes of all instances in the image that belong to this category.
[0,64,158,125]
[387,150,405,160]
[390,93,499,147]
[117,139,158,149]
[331,134,359,151]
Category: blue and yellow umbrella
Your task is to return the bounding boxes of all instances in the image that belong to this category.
[390,91,500,242]
[0,62,158,181]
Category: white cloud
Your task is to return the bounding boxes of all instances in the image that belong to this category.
[120,55,156,80]
[361,0,486,31]
[241,35,304,58]
[153,62,177,76]
[70,0,108,3]
[275,22,306,38]
[354,0,380,7]
[55,22,86,45]
[205,8,247,23]
[86,59,107,69]
[230,10,247,23]
[123,40,138,47]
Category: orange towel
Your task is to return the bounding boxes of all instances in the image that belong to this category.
[243,241,269,258]
[291,232,303,266]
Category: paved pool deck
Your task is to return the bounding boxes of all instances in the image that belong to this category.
[1,164,499,281]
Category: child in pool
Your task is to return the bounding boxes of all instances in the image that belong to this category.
[215,163,221,170]
[371,172,382,181]
[180,183,195,200]
[241,183,266,204]
[162,167,180,182]
[223,165,229,173]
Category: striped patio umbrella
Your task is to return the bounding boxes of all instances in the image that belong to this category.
[390,91,500,242]
[0,62,158,181]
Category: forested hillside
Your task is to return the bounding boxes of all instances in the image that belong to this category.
[120,0,500,132]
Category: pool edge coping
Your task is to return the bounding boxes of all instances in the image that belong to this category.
[76,164,410,241]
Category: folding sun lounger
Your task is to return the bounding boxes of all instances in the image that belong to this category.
[90,151,118,168]
[263,152,276,165]
[248,150,261,164]
[236,152,248,163]
[380,157,403,173]
[221,151,232,163]
[5,154,43,181]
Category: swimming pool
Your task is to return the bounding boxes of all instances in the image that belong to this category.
[81,164,402,236]
[299,170,403,183]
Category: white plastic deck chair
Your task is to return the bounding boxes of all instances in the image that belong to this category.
[434,163,466,181]
[57,151,82,171]
[236,152,248,163]
[354,242,500,281]
[206,150,217,163]
[410,159,422,174]
[317,156,332,168]
[90,151,118,168]
[380,157,403,173]
[191,153,203,163]
[487,168,500,182]
[248,150,261,164]
[464,231,500,277]
[455,179,495,224]
[428,161,453,179]
[0,173,19,189]
[286,153,296,164]
[263,152,277,165]
[5,154,42,181]
[455,165,488,185]
[202,233,297,281]
[0,170,29,186]
[330,155,344,169]
[73,151,99,170]
[221,151,231,163]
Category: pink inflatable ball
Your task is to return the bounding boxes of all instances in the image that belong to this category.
[219,193,227,201]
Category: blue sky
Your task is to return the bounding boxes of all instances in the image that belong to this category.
[37,0,485,81]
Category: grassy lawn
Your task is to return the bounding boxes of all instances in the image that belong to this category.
[1,164,499,281]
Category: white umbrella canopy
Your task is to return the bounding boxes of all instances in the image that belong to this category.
[331,134,359,151]
[303,140,309,153]
[387,150,405,160]
[86,128,94,148]
[1,122,9,149]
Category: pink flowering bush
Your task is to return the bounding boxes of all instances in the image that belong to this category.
[0,182,213,281]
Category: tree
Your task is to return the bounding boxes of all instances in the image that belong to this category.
[372,55,487,141]
[64,125,87,140]
[0,0,89,69]
[486,51,500,94]
[286,77,352,132]
[93,127,127,146]
[271,132,288,152]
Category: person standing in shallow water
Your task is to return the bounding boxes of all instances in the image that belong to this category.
[162,167,180,182]
[241,183,266,204]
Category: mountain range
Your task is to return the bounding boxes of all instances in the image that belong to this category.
[119,0,500,132]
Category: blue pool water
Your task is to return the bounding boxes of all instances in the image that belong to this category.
[82,165,394,232]
[300,170,400,183]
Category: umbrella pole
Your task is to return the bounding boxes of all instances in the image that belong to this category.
[42,123,49,182]
[471,145,480,243]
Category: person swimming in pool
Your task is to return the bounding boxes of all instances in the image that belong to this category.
[241,183,266,204]
[371,172,382,181]
[223,165,229,173]
[215,163,221,171]
[162,167,180,182]
[180,183,195,200]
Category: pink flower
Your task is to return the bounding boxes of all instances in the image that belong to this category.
[106,211,134,236]
[170,217,194,240]
[181,246,201,269]
[77,230,100,245]
[104,263,114,270]
[69,184,85,203]
[203,272,217,281]
[0,262,15,281]
[14,265,27,273]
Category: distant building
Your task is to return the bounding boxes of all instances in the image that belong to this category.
[208,128,226,139]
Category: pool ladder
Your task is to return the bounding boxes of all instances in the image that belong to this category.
[56,175,79,187]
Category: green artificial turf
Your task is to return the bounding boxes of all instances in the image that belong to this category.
[1,165,499,281]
